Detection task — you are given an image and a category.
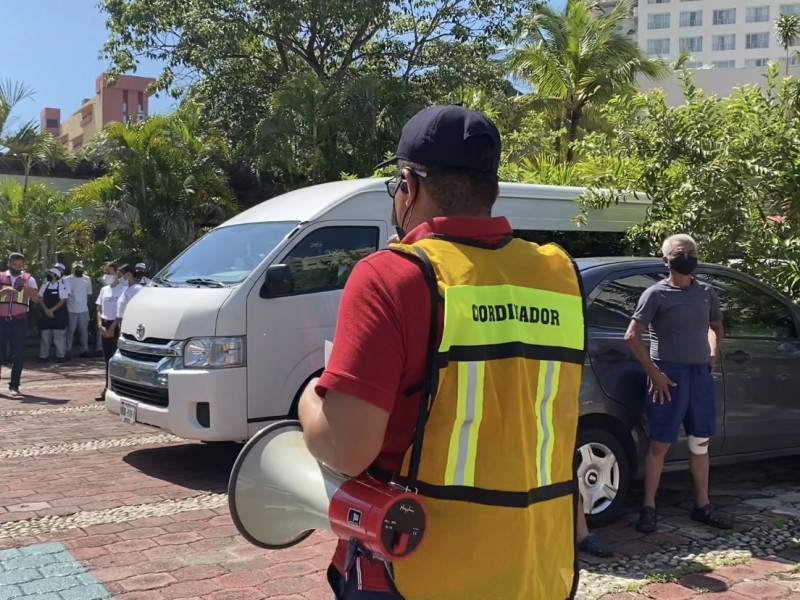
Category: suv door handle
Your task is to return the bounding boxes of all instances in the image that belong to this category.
[725,350,751,364]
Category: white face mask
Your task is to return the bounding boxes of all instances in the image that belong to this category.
[102,274,115,285]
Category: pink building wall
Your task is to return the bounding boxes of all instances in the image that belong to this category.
[42,73,156,150]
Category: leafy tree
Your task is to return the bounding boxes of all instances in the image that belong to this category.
[100,0,535,188]
[0,179,97,272]
[565,65,800,297]
[74,102,239,270]
[505,0,668,162]
[775,13,800,76]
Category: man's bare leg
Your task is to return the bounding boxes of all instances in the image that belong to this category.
[643,441,671,508]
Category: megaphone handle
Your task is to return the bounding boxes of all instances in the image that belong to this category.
[344,537,360,573]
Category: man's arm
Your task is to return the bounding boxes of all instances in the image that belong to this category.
[624,320,661,379]
[299,383,389,476]
[624,286,675,403]
[298,258,407,476]
[708,322,724,365]
[23,279,42,306]
[708,286,724,365]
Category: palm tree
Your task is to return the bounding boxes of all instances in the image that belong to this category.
[505,0,668,162]
[0,180,97,270]
[0,80,35,143]
[775,14,800,76]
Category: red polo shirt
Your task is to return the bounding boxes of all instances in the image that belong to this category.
[316,215,513,591]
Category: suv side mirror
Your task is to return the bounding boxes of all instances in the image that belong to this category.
[260,264,294,298]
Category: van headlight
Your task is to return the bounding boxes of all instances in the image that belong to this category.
[182,336,245,369]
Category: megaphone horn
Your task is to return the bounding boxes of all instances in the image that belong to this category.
[228,420,426,561]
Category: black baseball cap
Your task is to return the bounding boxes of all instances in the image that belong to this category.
[375,105,501,174]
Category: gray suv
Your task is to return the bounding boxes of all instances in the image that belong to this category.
[577,257,800,525]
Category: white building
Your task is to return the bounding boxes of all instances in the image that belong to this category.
[637,1,800,69]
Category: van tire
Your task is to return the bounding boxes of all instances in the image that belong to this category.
[576,427,630,528]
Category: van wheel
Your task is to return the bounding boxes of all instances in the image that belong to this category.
[576,427,630,528]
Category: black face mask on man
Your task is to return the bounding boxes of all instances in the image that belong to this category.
[668,255,698,276]
[9,268,21,277]
[75,270,84,277]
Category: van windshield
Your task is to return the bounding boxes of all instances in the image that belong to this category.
[155,221,299,287]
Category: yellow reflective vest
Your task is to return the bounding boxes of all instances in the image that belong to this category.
[387,234,585,600]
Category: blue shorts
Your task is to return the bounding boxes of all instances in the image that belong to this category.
[645,361,716,444]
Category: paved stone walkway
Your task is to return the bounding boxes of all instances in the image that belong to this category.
[0,362,798,599]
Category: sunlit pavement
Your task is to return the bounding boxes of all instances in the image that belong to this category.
[0,363,797,600]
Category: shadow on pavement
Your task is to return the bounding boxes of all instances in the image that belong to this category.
[122,441,243,493]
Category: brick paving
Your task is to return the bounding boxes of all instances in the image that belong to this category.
[0,362,797,599]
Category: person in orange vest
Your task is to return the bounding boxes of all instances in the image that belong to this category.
[0,253,44,397]
[299,106,585,599]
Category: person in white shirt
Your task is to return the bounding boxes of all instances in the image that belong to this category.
[135,262,151,285]
[95,262,125,402]
[64,261,93,359]
[115,264,145,330]
[38,268,70,363]
[0,253,43,397]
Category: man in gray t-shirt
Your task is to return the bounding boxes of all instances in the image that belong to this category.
[624,234,729,534]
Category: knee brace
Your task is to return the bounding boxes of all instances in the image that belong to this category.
[687,435,710,455]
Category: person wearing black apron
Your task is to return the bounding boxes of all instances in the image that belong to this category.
[38,267,70,362]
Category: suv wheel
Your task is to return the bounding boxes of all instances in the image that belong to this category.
[576,427,630,527]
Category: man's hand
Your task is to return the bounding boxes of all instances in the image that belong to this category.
[649,370,676,404]
[710,351,717,367]
[100,326,109,338]
[44,309,54,319]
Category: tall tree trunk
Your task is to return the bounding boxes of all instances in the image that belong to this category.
[566,109,581,163]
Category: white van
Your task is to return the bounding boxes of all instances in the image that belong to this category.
[105,178,649,442]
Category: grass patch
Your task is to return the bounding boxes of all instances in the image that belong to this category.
[716,555,749,567]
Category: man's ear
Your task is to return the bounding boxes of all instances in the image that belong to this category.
[403,169,420,207]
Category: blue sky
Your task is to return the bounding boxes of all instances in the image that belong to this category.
[2,0,565,129]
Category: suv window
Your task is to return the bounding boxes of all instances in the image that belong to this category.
[283,226,379,294]
[695,273,798,339]
[588,272,665,329]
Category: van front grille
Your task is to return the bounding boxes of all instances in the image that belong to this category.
[110,378,169,407]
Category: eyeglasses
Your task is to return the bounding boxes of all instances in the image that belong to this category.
[385,169,428,199]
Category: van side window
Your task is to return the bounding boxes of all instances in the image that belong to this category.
[283,227,379,294]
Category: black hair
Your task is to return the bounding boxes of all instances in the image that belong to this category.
[106,261,119,271]
[8,253,24,263]
[397,159,499,216]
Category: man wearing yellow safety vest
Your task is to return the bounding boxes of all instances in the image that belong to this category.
[0,253,44,397]
[299,105,586,599]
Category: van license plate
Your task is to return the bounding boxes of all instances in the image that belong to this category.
[120,401,137,425]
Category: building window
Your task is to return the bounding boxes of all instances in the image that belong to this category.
[647,38,671,54]
[685,61,703,68]
[712,34,736,51]
[780,5,800,16]
[746,33,770,49]
[648,13,671,29]
[123,90,129,122]
[712,9,735,25]
[45,118,59,129]
[746,6,770,22]
[679,36,703,52]
[712,60,736,68]
[680,10,703,26]
[647,0,670,3]
[745,58,770,67]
